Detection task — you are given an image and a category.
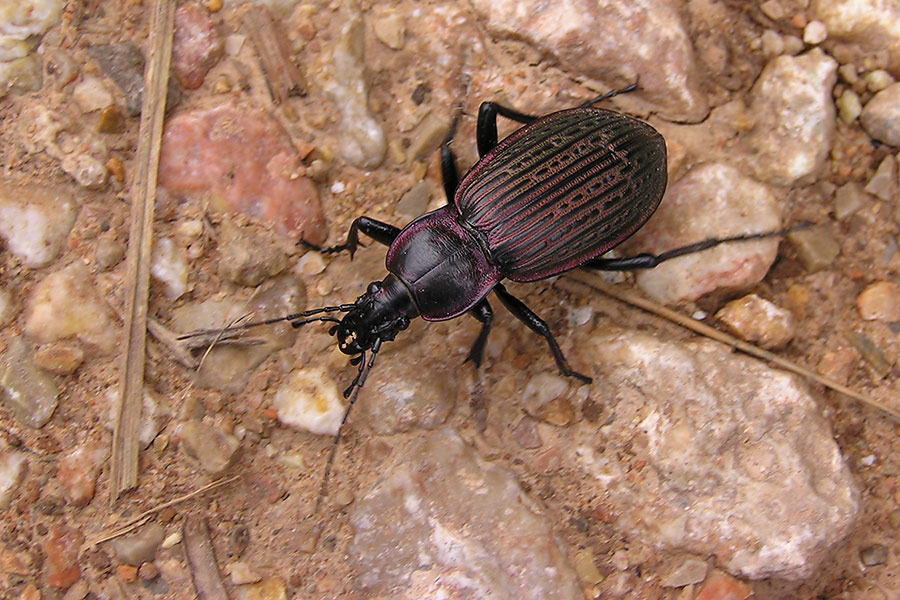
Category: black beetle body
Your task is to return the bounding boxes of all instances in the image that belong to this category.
[312,91,668,393]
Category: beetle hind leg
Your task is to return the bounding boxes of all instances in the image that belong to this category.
[465,299,494,368]
[493,283,592,384]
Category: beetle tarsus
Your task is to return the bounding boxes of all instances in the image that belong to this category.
[493,283,593,385]
[582,81,640,108]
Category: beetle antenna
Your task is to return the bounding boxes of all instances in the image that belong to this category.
[582,80,639,108]
[313,338,382,517]
[176,305,355,341]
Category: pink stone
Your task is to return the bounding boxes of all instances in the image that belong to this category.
[159,103,327,244]
[57,443,107,506]
[172,4,223,90]
[44,525,83,590]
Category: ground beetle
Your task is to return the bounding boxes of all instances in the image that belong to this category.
[184,85,789,429]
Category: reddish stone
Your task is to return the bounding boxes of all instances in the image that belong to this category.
[44,524,84,589]
[172,4,223,89]
[57,443,106,506]
[117,563,139,583]
[695,572,753,600]
[159,102,327,244]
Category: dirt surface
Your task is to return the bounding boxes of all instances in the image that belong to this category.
[1,1,899,599]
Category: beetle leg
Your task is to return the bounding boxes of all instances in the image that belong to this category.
[465,299,494,368]
[493,283,592,384]
[441,135,461,202]
[302,216,401,259]
[476,102,540,157]
[583,225,807,271]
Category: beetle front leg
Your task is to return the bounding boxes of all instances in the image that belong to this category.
[493,283,592,384]
[476,103,540,157]
[465,299,493,368]
[302,216,401,259]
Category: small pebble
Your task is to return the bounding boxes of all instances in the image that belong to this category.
[888,509,900,529]
[856,281,900,321]
[816,348,858,385]
[661,557,709,588]
[803,20,827,45]
[407,114,449,162]
[161,531,182,549]
[865,70,894,94]
[274,368,345,436]
[73,77,113,112]
[227,561,262,585]
[372,12,405,50]
[95,233,126,269]
[860,544,888,566]
[846,331,891,378]
[0,448,27,509]
[759,0,785,21]
[863,156,897,202]
[138,561,159,580]
[45,525,84,590]
[235,577,288,600]
[512,416,542,449]
[715,294,795,349]
[106,157,125,182]
[97,106,126,133]
[150,237,189,300]
[110,522,166,565]
[838,63,858,85]
[695,572,753,600]
[117,564,138,583]
[786,226,841,272]
[860,83,900,146]
[178,421,240,476]
[573,549,603,586]
[0,287,12,327]
[834,182,867,220]
[836,89,862,124]
[33,341,84,375]
[396,180,432,216]
[0,337,60,428]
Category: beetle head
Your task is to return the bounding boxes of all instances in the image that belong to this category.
[334,275,417,356]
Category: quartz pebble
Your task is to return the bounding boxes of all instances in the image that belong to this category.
[628,163,781,304]
[172,3,222,89]
[860,544,889,566]
[522,372,577,426]
[577,330,858,579]
[274,368,345,436]
[24,262,117,353]
[0,0,62,62]
[0,337,59,428]
[836,89,862,124]
[864,155,898,202]
[470,0,708,121]
[110,523,166,565]
[102,388,171,449]
[226,561,263,585]
[150,236,189,300]
[715,294,795,349]
[0,447,27,508]
[372,11,405,50]
[856,281,900,322]
[803,20,827,45]
[787,226,841,272]
[349,428,580,599]
[159,102,326,243]
[745,49,837,185]
[178,421,240,476]
[57,443,107,506]
[0,183,78,268]
[314,9,387,168]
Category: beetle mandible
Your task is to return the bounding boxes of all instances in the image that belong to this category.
[186,85,788,413]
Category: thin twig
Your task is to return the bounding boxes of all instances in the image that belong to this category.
[559,271,900,423]
[184,516,230,600]
[87,476,240,549]
[111,0,176,504]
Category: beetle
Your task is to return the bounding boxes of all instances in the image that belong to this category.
[184,85,788,417]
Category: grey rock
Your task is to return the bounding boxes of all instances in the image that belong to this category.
[88,43,182,116]
[349,429,580,599]
[864,155,898,201]
[110,522,166,565]
[0,337,59,428]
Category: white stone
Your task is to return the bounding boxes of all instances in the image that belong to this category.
[0,0,63,61]
[803,20,828,44]
[0,183,77,268]
[72,76,114,112]
[150,236,189,300]
[274,368,345,436]
[0,447,26,508]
